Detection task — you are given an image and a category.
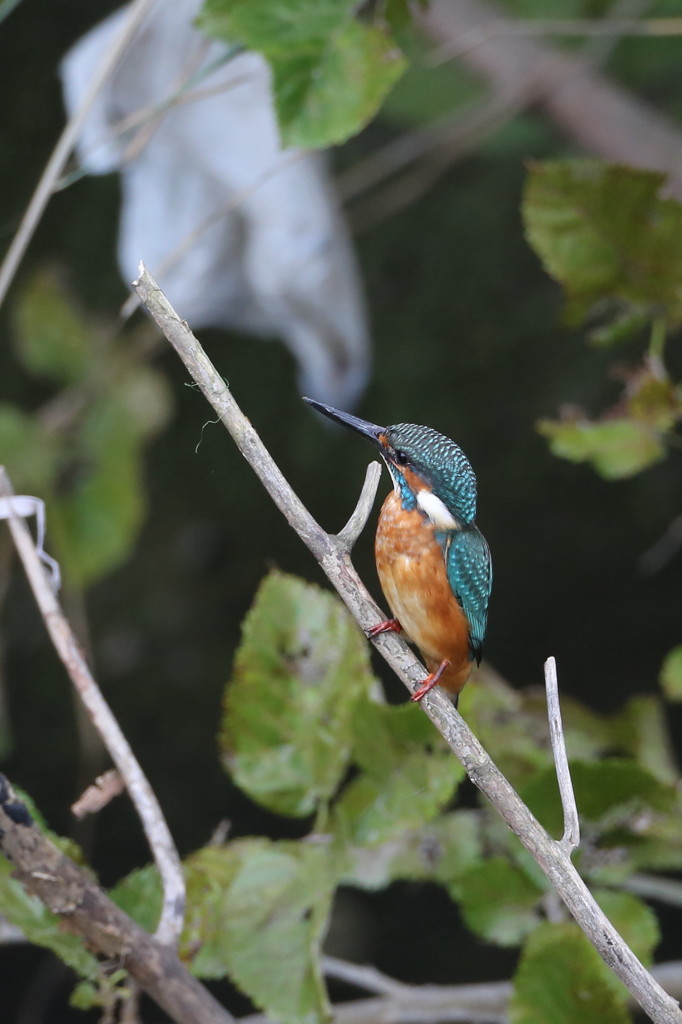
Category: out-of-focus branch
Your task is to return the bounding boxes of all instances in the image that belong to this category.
[0,471,185,948]
[132,263,682,1024]
[246,958,682,1024]
[0,774,234,1024]
[71,769,126,819]
[419,0,682,200]
[0,0,159,311]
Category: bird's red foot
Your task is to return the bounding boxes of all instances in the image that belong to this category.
[366,618,402,640]
[411,659,451,703]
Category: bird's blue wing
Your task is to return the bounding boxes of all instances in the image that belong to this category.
[445,528,492,662]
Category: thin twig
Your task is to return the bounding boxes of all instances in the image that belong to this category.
[132,264,682,1024]
[71,769,126,819]
[0,471,185,948]
[544,656,580,853]
[624,874,682,909]
[244,959,682,1024]
[419,0,682,201]
[0,0,158,311]
[428,15,682,64]
[119,149,305,321]
[336,462,383,551]
[322,957,410,996]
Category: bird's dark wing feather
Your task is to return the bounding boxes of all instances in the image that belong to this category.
[445,528,492,662]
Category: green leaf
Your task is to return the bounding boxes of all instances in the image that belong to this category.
[589,305,649,347]
[626,368,680,432]
[109,865,163,933]
[222,571,375,817]
[382,55,478,128]
[332,697,463,845]
[272,21,406,148]
[49,368,171,585]
[618,797,682,873]
[13,270,92,383]
[199,0,405,148]
[660,646,682,702]
[0,404,59,494]
[524,160,682,327]
[452,857,544,947]
[461,673,555,786]
[511,923,630,1024]
[537,417,665,479]
[0,853,100,982]
[70,971,131,1012]
[593,890,659,966]
[521,758,675,839]
[199,0,355,53]
[609,695,679,784]
[344,808,482,889]
[183,840,333,1024]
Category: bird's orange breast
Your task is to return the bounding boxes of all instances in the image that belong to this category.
[375,491,473,695]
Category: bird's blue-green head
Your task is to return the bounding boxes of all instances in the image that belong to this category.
[304,398,477,527]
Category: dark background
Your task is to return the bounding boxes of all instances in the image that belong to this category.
[1,2,682,1020]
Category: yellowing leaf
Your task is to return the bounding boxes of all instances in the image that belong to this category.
[222,571,375,817]
[524,161,682,327]
[538,417,664,479]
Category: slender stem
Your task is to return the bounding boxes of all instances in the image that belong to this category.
[624,874,682,909]
[322,957,410,995]
[544,656,580,853]
[336,461,383,551]
[0,0,158,310]
[132,265,682,1024]
[71,769,126,819]
[0,471,185,948]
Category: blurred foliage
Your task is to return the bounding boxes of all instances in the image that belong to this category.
[510,923,631,1024]
[4,573,681,1022]
[525,161,682,482]
[1,269,172,586]
[524,159,682,783]
[3,1,682,1021]
[198,0,407,148]
[661,646,682,701]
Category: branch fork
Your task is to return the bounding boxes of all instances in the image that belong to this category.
[130,263,681,1024]
[0,265,678,1024]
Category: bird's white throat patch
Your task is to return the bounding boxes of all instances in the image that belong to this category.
[416,488,458,530]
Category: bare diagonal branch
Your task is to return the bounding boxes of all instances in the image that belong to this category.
[0,774,234,1024]
[132,263,682,1024]
[0,471,185,948]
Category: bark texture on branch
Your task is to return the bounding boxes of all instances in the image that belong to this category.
[0,774,234,1024]
[132,264,682,1024]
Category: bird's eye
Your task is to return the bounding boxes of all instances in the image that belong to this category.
[393,450,409,466]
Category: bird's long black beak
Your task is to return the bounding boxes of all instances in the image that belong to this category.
[303,397,387,448]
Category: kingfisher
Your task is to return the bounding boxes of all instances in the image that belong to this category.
[304,398,492,704]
